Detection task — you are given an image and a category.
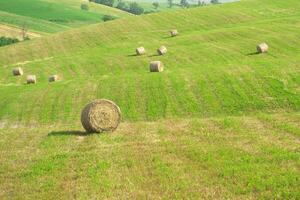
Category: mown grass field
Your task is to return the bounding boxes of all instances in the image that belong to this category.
[0,0,299,198]
[0,0,131,34]
[1,113,299,199]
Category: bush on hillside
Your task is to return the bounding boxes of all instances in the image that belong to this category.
[103,15,116,22]
[0,37,20,47]
[144,10,157,14]
[81,3,89,10]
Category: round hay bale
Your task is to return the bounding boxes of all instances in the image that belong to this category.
[27,75,36,84]
[81,99,121,133]
[170,29,178,37]
[157,46,167,55]
[49,75,59,82]
[12,67,23,76]
[257,43,269,53]
[136,47,146,55]
[150,61,164,72]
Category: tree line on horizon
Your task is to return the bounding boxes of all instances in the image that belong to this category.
[86,0,220,15]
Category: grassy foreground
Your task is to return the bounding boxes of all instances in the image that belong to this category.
[0,113,299,199]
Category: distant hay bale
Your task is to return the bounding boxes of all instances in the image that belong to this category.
[257,43,269,53]
[157,46,167,55]
[27,75,36,84]
[136,47,146,55]
[150,61,164,72]
[12,67,23,76]
[81,99,121,133]
[170,29,178,37]
[49,75,59,82]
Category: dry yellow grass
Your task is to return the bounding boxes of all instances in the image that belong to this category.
[0,24,41,40]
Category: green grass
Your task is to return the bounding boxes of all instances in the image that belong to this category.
[0,0,299,198]
[0,0,299,123]
[0,0,131,34]
[0,113,299,199]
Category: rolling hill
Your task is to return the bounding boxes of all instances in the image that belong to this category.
[0,0,299,123]
[0,0,299,198]
[0,0,131,35]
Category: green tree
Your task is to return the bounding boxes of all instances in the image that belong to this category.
[93,0,114,7]
[180,0,189,8]
[152,2,159,9]
[129,2,144,15]
[211,0,219,4]
[116,1,127,10]
[167,0,173,8]
[81,3,89,10]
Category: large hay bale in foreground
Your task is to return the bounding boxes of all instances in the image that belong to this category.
[49,75,59,82]
[27,75,36,84]
[81,99,121,133]
[150,61,164,72]
[157,46,167,55]
[136,47,146,55]
[170,29,178,37]
[257,43,269,53]
[12,67,23,76]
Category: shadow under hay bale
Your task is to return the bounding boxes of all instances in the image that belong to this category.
[81,99,121,133]
[136,47,146,55]
[127,54,138,57]
[157,46,167,55]
[48,130,88,136]
[170,29,178,37]
[49,75,59,82]
[150,61,164,72]
[27,75,36,84]
[12,67,23,76]
[148,54,160,57]
[257,42,269,53]
[246,52,260,56]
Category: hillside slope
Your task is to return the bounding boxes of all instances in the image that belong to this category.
[0,0,299,199]
[0,0,299,125]
[0,0,131,34]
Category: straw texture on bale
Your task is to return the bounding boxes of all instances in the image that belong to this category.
[12,67,23,76]
[157,46,167,55]
[170,29,178,37]
[257,43,269,53]
[136,47,146,55]
[27,75,36,84]
[81,99,121,133]
[150,61,164,72]
[49,75,59,82]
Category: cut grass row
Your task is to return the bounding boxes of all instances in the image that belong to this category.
[0,3,299,123]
